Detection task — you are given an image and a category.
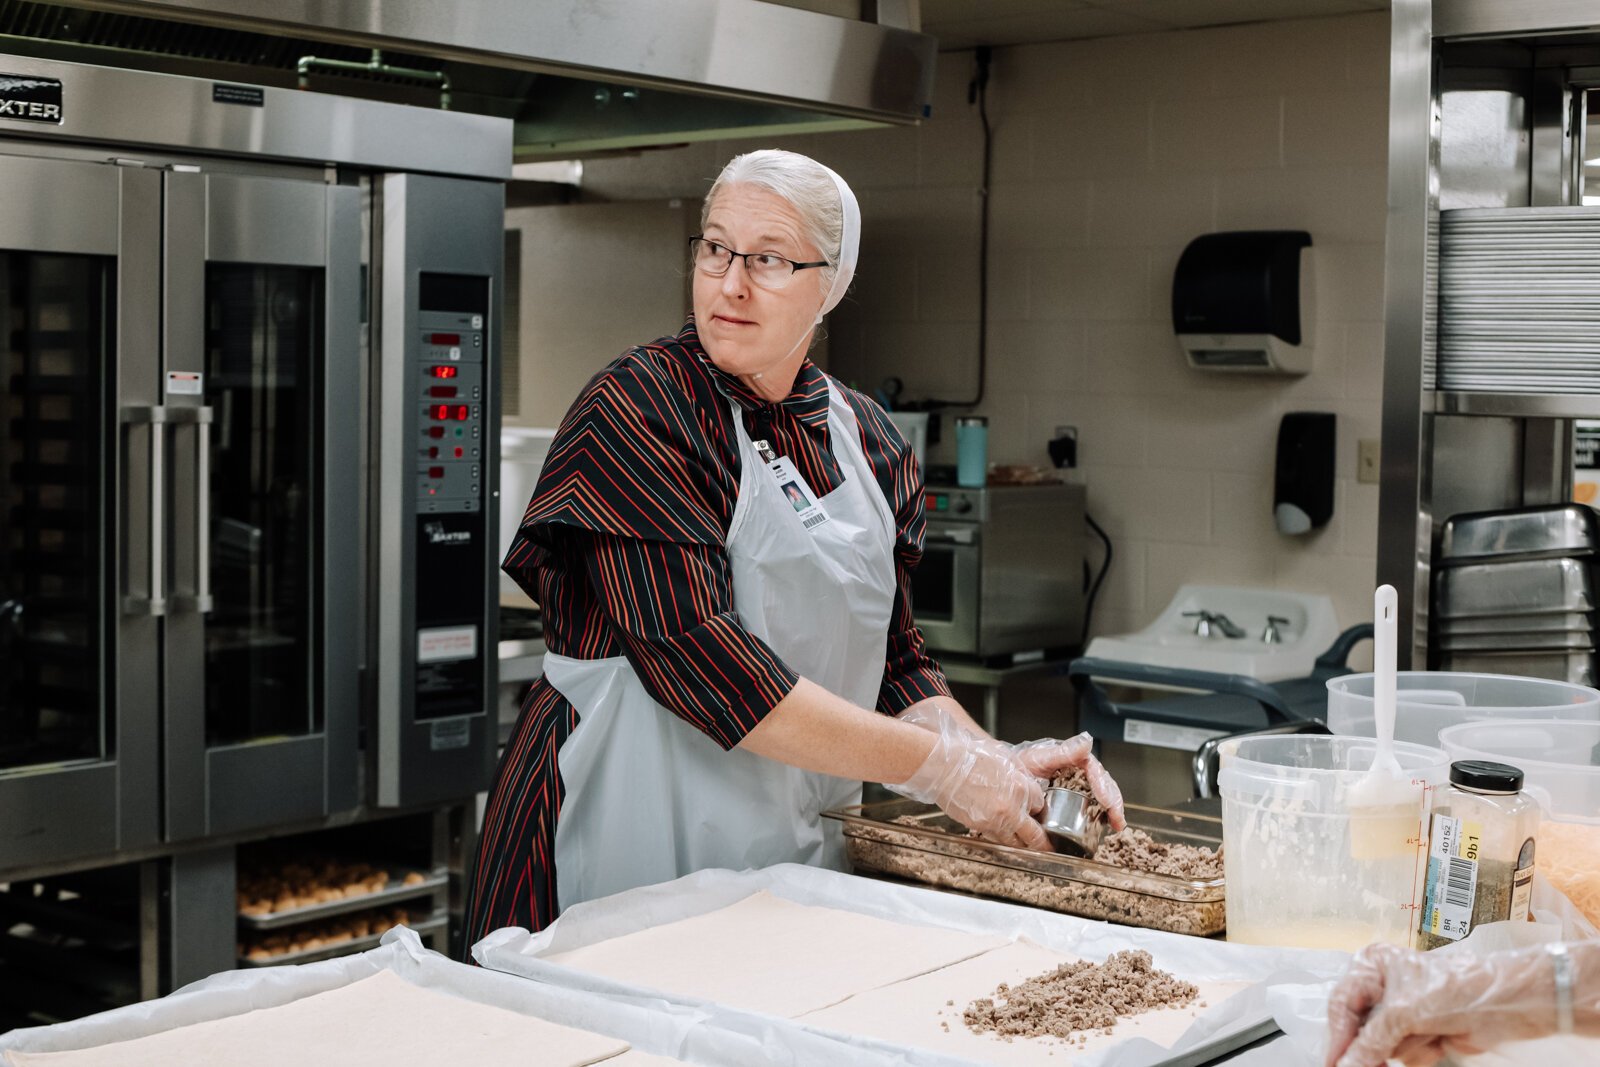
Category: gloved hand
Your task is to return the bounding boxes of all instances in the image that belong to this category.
[1326,940,1597,1067]
[1012,734,1127,832]
[887,709,1048,851]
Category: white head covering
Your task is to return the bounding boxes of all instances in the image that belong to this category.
[816,162,860,324]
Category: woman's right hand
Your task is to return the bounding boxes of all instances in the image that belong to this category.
[887,716,1048,850]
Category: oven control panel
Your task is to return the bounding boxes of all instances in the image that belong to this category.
[923,486,985,520]
[415,311,485,513]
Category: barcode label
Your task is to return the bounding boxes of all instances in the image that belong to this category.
[1442,856,1475,909]
[1424,813,1479,941]
[801,512,828,530]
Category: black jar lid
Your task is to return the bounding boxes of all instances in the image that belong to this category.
[1450,759,1525,793]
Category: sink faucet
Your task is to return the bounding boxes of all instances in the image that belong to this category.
[1182,610,1246,639]
[1261,615,1290,644]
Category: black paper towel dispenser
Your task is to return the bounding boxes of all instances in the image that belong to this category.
[1172,230,1313,375]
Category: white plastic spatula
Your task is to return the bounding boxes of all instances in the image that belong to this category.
[1348,584,1418,860]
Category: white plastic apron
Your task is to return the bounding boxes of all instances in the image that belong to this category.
[546,383,899,911]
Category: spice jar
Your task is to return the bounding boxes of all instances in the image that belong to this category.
[1418,760,1539,950]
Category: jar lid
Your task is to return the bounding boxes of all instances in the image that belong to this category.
[1449,759,1524,793]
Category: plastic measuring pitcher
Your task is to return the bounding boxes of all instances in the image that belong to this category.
[1219,734,1449,951]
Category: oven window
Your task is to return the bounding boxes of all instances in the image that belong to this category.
[204,264,322,746]
[912,543,956,621]
[0,252,112,772]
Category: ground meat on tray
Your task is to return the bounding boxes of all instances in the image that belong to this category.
[1092,828,1223,880]
[963,949,1197,1040]
[846,836,1227,935]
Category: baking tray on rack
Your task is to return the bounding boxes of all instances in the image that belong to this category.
[824,799,1226,936]
[238,914,447,968]
[238,866,446,931]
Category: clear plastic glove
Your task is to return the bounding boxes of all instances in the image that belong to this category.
[887,712,1048,851]
[1012,733,1127,832]
[1325,940,1598,1067]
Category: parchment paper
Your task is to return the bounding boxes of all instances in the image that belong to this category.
[0,926,911,1067]
[478,864,1352,1067]
[5,970,628,1067]
[546,890,1008,1018]
[797,938,1252,1065]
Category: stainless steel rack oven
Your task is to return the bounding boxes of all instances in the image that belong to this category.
[0,55,508,874]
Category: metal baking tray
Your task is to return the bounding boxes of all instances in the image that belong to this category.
[238,914,446,968]
[238,866,446,930]
[1439,649,1598,686]
[1436,629,1596,652]
[1438,611,1596,635]
[1435,558,1596,618]
[1439,505,1600,565]
[824,800,1226,936]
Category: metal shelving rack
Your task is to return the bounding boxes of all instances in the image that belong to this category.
[1379,0,1600,668]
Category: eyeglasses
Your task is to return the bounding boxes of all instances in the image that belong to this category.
[689,235,828,291]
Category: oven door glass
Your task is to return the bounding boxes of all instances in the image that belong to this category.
[912,527,980,654]
[0,252,112,771]
[912,541,956,621]
[203,264,322,746]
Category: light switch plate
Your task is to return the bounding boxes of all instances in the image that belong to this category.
[1358,439,1381,483]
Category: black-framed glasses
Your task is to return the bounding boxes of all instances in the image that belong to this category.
[689,235,828,291]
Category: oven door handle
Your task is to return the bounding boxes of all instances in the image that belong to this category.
[121,405,168,616]
[924,525,979,546]
[168,406,215,614]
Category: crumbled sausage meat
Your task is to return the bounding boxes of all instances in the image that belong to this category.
[962,950,1197,1040]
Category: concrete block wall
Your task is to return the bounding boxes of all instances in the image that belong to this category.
[578,10,1390,642]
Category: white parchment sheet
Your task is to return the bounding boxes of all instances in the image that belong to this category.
[475,864,1354,1067]
[0,925,884,1067]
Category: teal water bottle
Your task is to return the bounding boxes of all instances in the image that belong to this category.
[956,416,988,488]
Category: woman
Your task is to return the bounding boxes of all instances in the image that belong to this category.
[463,150,1124,946]
[1326,940,1598,1066]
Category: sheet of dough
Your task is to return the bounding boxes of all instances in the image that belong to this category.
[596,1053,686,1066]
[797,939,1252,1066]
[5,970,629,1067]
[545,890,1008,1018]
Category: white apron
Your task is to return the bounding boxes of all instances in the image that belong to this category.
[546,383,900,911]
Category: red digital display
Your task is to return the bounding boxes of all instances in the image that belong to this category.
[429,333,461,345]
[429,404,472,422]
[429,386,458,398]
[428,365,459,379]
[429,466,445,479]
[428,426,445,439]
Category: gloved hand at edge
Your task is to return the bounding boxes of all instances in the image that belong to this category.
[1325,939,1600,1067]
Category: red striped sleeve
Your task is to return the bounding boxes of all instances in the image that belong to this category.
[584,532,799,748]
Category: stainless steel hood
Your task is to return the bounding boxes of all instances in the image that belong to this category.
[5,0,936,157]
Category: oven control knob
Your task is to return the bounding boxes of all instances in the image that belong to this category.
[954,499,973,514]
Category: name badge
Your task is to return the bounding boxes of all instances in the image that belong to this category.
[753,439,830,532]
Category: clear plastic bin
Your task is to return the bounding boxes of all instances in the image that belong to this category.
[1326,671,1600,747]
[1437,719,1600,823]
[1219,735,1450,952]
[1438,719,1600,929]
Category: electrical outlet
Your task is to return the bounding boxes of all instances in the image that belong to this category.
[1358,439,1381,483]
[1049,425,1078,469]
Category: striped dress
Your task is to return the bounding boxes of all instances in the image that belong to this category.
[462,318,950,948]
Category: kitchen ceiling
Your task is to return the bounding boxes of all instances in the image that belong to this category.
[780,0,1389,49]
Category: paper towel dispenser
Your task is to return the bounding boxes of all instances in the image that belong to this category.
[1172,230,1313,375]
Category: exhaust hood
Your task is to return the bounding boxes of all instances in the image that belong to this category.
[0,0,936,158]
